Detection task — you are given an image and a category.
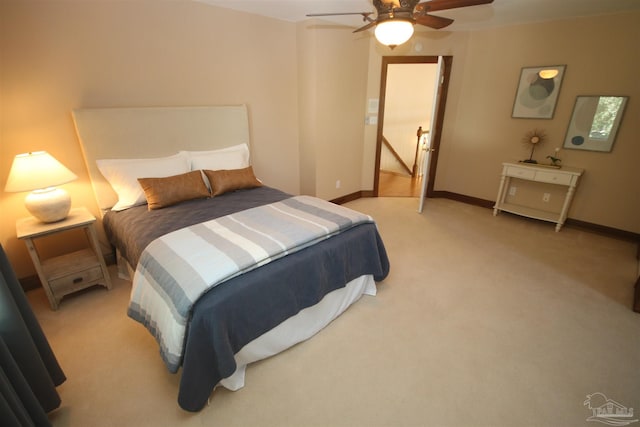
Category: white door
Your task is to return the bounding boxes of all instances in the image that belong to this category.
[418,56,445,213]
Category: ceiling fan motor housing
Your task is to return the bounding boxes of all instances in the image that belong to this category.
[374,0,420,22]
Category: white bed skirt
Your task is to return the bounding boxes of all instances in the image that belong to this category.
[219,274,376,391]
[117,252,376,392]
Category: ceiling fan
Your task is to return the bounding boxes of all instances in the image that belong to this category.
[307,0,494,48]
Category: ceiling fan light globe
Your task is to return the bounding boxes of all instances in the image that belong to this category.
[375,20,414,47]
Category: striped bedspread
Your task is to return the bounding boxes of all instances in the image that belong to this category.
[127,195,374,372]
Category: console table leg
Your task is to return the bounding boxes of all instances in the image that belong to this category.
[557,185,577,232]
[494,174,507,216]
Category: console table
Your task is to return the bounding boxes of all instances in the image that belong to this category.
[493,162,583,232]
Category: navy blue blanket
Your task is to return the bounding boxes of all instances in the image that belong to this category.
[180,222,388,411]
[103,187,390,412]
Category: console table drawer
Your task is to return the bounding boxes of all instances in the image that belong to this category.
[505,166,535,179]
[535,171,572,185]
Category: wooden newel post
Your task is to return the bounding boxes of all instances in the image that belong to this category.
[412,126,423,177]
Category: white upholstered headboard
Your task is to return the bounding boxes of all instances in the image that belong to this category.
[72,105,250,212]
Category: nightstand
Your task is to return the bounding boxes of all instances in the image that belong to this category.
[16,207,112,310]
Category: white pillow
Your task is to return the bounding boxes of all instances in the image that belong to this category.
[97,153,190,211]
[181,143,250,171]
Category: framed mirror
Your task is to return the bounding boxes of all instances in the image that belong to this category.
[563,96,628,152]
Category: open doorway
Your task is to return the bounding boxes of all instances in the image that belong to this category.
[374,56,452,200]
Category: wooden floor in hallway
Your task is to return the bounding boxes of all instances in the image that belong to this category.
[378,171,422,197]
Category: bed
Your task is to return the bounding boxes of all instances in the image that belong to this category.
[72,105,390,412]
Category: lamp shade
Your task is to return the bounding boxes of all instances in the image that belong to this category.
[375,19,415,48]
[5,151,77,193]
[5,152,77,223]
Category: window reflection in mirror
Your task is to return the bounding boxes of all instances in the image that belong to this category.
[589,97,624,140]
[563,95,628,152]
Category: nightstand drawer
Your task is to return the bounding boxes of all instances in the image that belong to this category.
[50,266,105,296]
[534,171,572,185]
[505,166,535,179]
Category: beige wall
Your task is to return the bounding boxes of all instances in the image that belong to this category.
[0,1,301,277]
[306,25,369,200]
[437,12,640,233]
[296,20,319,197]
[296,20,369,200]
[1,2,638,279]
[363,11,640,234]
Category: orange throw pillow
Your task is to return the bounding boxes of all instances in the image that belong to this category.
[203,166,262,197]
[138,170,210,210]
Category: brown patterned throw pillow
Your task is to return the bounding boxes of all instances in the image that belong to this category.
[138,170,210,210]
[203,166,262,197]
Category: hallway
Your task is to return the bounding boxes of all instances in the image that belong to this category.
[378,171,422,197]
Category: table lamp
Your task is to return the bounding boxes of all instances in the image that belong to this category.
[5,151,78,223]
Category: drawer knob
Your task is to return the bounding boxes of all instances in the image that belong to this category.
[73,277,84,284]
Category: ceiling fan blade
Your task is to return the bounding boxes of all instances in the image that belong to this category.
[416,0,493,13]
[306,12,375,22]
[353,21,378,33]
[415,14,454,29]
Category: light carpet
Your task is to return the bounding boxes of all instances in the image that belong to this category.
[27,197,639,427]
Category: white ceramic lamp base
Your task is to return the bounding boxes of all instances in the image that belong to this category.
[25,187,72,223]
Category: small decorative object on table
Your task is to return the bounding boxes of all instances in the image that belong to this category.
[546,147,562,168]
[520,129,546,164]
